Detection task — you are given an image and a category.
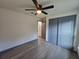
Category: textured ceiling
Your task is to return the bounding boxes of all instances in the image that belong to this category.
[0,0,53,8]
[0,0,79,17]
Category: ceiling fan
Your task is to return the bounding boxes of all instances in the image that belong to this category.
[25,0,54,15]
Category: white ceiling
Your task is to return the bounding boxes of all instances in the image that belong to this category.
[0,0,79,17]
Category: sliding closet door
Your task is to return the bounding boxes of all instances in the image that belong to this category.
[58,15,76,49]
[48,19,58,45]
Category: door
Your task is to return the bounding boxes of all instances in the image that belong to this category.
[58,15,76,49]
[48,19,58,45]
[48,15,76,49]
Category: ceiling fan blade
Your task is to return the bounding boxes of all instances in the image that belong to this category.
[42,5,54,10]
[25,9,36,11]
[35,13,38,15]
[32,0,40,9]
[42,11,48,15]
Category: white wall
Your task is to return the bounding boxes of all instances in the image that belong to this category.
[46,9,79,51]
[74,9,79,51]
[0,8,38,52]
[38,21,42,37]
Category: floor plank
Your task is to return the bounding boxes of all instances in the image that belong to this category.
[12,43,79,59]
[0,40,79,59]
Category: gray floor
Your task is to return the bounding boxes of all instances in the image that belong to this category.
[12,43,79,59]
[0,40,79,59]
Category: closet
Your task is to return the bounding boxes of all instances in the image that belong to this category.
[48,15,76,49]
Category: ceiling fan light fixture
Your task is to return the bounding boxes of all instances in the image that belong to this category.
[25,0,54,15]
[37,10,41,14]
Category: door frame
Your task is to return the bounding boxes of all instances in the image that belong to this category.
[38,17,46,41]
[47,15,77,50]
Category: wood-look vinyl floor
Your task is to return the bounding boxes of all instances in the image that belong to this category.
[12,42,78,59]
